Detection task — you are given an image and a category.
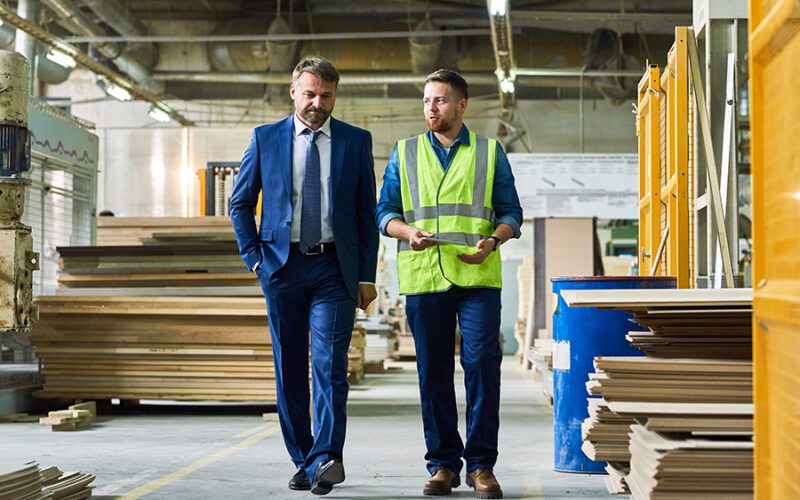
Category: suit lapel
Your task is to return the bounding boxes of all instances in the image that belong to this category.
[330,118,346,211]
[278,116,294,200]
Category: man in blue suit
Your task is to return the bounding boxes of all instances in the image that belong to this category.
[230,56,379,496]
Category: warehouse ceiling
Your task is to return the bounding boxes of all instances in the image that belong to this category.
[8,0,694,105]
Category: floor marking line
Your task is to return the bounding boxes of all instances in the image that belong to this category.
[118,424,279,499]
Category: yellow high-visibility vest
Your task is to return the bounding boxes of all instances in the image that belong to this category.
[396,131,502,295]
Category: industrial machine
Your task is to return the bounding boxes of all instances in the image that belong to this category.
[0,50,39,335]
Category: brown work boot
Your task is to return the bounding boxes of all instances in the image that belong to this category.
[423,468,460,496]
[466,468,503,499]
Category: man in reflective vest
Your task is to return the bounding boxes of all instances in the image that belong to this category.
[376,69,523,499]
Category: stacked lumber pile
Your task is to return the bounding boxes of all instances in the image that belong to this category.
[529,338,553,405]
[561,288,753,497]
[581,399,636,463]
[0,462,95,500]
[56,244,256,290]
[627,424,753,499]
[393,334,416,360]
[41,466,96,500]
[348,327,366,384]
[96,216,234,246]
[30,296,276,402]
[514,256,533,363]
[38,402,96,432]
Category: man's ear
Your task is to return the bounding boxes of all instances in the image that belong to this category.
[289,82,296,101]
[460,98,469,114]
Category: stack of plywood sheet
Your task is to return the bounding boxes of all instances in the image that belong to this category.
[588,357,752,404]
[393,334,416,360]
[348,327,366,384]
[0,461,45,500]
[581,399,636,463]
[96,216,235,246]
[626,424,752,500]
[56,244,258,291]
[30,296,276,402]
[0,462,95,500]
[40,466,95,499]
[563,288,753,497]
[562,288,752,360]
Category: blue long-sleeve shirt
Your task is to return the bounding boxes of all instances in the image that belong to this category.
[376,125,523,238]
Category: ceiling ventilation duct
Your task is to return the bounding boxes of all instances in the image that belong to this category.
[264,16,298,105]
[42,0,152,86]
[208,18,271,72]
[584,28,639,105]
[409,18,442,75]
[81,0,159,71]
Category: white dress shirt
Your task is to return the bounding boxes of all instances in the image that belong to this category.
[292,113,334,243]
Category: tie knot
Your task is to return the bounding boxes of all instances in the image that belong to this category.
[305,129,322,143]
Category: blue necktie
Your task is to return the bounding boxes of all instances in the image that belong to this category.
[300,129,322,253]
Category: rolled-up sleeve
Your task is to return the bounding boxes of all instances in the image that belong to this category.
[492,144,523,238]
[376,144,404,236]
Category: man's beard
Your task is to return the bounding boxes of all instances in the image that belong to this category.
[426,115,453,133]
[301,107,330,125]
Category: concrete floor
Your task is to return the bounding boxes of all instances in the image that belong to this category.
[0,358,611,499]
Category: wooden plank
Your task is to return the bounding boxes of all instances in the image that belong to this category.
[561,288,752,308]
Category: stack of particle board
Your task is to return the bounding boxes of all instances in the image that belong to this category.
[581,399,636,463]
[393,334,416,360]
[529,338,553,405]
[561,288,752,360]
[0,461,45,500]
[626,424,752,500]
[56,243,256,290]
[563,288,753,496]
[514,256,533,364]
[39,466,95,499]
[588,357,752,404]
[30,296,276,402]
[348,327,366,384]
[0,462,95,500]
[96,216,235,246]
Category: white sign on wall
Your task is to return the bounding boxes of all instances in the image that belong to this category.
[507,153,638,219]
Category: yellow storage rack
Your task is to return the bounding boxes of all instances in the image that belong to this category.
[750,0,800,498]
[636,27,693,287]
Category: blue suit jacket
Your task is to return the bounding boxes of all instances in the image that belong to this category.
[229,115,379,301]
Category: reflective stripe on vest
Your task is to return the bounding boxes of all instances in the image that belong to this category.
[396,132,502,295]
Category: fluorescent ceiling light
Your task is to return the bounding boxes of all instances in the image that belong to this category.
[499,78,515,94]
[148,105,172,123]
[45,49,76,69]
[488,0,507,16]
[105,83,132,102]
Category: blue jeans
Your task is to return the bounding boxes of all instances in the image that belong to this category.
[258,249,355,480]
[405,286,503,474]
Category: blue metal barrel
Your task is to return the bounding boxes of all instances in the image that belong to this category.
[551,276,676,473]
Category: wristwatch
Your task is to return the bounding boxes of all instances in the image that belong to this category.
[486,235,502,251]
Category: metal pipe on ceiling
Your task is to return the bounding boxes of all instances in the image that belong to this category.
[42,0,151,84]
[61,28,492,44]
[80,0,158,70]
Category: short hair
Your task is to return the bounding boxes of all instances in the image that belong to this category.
[292,57,340,85]
[424,69,469,100]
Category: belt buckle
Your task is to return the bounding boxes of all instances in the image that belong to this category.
[305,243,322,255]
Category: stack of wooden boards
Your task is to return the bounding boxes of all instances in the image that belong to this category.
[561,288,753,498]
[60,217,257,293]
[38,402,96,432]
[348,327,366,384]
[0,462,95,499]
[31,296,277,402]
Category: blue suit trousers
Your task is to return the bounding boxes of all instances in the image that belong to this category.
[405,286,503,475]
[258,249,355,481]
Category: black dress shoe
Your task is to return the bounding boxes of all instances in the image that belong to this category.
[310,459,345,496]
[288,469,310,490]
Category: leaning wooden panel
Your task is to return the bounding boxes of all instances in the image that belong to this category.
[750,0,800,498]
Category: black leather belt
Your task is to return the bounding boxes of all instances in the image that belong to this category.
[290,241,336,255]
